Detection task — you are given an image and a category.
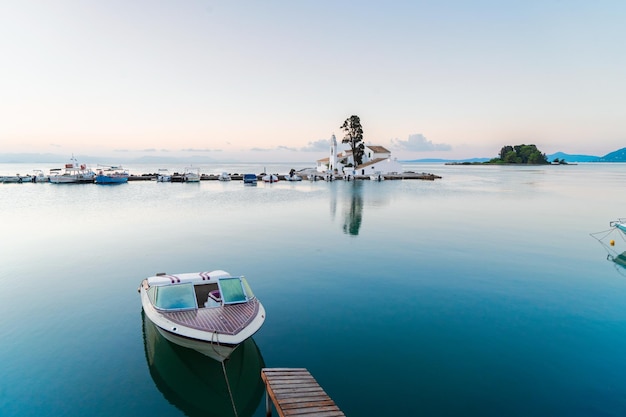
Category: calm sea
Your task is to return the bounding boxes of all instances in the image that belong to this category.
[2,162,626,417]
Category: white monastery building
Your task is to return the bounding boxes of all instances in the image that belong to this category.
[316,134,403,176]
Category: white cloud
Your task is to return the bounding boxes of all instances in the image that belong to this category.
[300,139,329,152]
[391,134,452,152]
[180,148,222,152]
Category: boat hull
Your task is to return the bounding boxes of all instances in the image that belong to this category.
[50,174,95,184]
[95,175,128,184]
[155,326,237,361]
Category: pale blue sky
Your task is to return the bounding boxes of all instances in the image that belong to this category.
[1,1,625,161]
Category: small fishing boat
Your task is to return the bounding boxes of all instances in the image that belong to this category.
[49,156,96,184]
[284,169,302,181]
[218,172,231,181]
[370,171,385,181]
[243,174,257,185]
[262,173,279,183]
[183,167,201,182]
[95,165,129,184]
[1,174,28,183]
[156,169,171,182]
[138,270,266,362]
[31,170,49,183]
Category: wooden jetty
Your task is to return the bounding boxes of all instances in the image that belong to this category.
[261,368,346,417]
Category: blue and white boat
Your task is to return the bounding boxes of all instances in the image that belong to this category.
[138,270,266,361]
[243,174,257,185]
[95,166,129,184]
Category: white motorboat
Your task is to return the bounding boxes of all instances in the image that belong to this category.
[183,167,200,182]
[31,170,49,183]
[218,172,231,181]
[2,174,28,183]
[370,172,385,181]
[156,169,171,182]
[262,174,279,183]
[138,270,266,362]
[284,169,302,181]
[49,156,96,184]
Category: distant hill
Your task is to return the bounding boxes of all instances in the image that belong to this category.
[403,150,626,164]
[597,147,626,162]
[545,152,600,163]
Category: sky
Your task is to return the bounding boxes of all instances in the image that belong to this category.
[1,0,625,162]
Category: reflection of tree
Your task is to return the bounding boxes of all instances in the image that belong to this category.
[342,182,363,235]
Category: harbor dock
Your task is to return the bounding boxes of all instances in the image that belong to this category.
[127,172,442,181]
[261,368,345,417]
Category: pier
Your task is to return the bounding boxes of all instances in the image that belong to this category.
[261,368,345,417]
[127,172,442,181]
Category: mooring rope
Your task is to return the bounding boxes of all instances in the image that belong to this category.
[222,360,239,417]
[211,331,229,361]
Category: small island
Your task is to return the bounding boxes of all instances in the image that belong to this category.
[446,144,571,165]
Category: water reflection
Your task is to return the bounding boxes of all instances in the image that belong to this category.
[342,182,364,236]
[142,313,265,417]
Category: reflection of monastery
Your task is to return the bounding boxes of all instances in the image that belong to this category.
[316,134,403,175]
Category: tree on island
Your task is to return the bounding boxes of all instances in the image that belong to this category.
[340,115,365,166]
[489,144,548,164]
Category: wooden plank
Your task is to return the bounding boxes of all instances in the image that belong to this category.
[262,368,345,417]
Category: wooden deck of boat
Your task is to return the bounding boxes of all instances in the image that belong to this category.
[261,368,346,416]
[163,298,259,335]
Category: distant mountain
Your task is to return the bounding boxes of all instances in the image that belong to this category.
[597,147,626,162]
[545,152,600,163]
[403,150,624,164]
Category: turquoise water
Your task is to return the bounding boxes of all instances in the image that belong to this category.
[2,163,626,416]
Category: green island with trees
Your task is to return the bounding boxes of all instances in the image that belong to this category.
[448,144,571,165]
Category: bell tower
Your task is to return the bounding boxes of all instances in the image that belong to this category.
[329,134,337,171]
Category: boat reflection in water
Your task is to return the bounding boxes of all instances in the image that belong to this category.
[606,251,626,277]
[142,313,265,417]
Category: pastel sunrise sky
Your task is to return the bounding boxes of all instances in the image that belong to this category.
[1,1,625,162]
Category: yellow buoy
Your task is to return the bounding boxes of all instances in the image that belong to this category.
[610,240,615,246]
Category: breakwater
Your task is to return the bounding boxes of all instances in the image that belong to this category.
[129,172,442,181]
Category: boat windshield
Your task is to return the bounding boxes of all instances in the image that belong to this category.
[218,277,248,304]
[154,283,197,311]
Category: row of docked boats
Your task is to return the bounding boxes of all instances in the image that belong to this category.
[54,157,130,184]
[1,156,130,185]
[0,170,49,183]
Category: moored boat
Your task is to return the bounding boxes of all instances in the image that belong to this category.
[95,166,129,184]
[284,169,302,181]
[156,169,171,182]
[183,167,200,182]
[243,174,257,185]
[262,173,279,183]
[138,270,266,362]
[49,156,96,184]
[218,172,231,181]
[31,170,49,183]
[1,174,28,183]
